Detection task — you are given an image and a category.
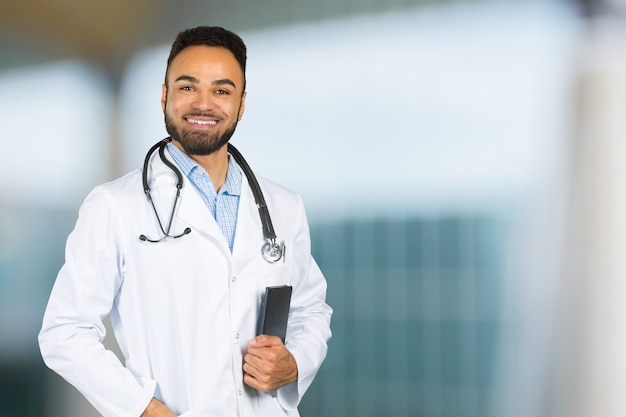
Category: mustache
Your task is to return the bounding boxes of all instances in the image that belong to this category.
[184,111,223,119]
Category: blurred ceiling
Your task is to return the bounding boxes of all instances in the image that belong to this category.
[0,0,161,58]
[0,0,441,81]
[0,0,175,81]
[0,0,611,83]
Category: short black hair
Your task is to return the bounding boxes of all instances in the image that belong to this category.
[165,26,247,87]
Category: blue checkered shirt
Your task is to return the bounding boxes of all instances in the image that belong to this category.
[167,142,242,251]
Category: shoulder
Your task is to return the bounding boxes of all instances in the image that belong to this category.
[88,169,143,198]
[257,176,304,208]
[80,169,143,214]
[255,176,311,232]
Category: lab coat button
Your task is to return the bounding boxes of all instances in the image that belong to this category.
[238,389,242,396]
[235,332,240,340]
[231,276,237,282]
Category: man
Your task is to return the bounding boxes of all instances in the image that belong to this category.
[39,26,332,417]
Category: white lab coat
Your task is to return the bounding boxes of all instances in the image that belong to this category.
[38,147,332,417]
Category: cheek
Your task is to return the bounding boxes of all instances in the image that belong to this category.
[165,95,190,115]
[228,99,244,117]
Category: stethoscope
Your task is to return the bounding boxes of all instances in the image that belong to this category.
[139,137,285,263]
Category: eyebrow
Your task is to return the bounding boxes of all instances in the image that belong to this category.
[174,75,199,84]
[212,78,237,88]
[173,75,237,89]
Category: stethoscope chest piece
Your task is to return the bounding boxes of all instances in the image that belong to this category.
[262,240,285,263]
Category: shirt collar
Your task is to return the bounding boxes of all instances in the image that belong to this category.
[166,141,242,196]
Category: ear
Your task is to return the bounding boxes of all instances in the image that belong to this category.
[238,91,247,120]
[161,84,167,112]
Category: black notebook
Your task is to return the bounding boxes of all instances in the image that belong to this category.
[258,285,292,343]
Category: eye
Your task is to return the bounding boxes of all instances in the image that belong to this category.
[180,85,194,91]
[215,89,230,95]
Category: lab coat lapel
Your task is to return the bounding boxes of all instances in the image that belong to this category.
[176,178,220,236]
[148,149,223,241]
[232,177,264,264]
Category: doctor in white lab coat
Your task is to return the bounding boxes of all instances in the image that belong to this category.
[38,26,332,417]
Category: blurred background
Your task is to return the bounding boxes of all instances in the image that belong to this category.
[2,0,626,416]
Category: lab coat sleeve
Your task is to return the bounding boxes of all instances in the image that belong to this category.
[276,195,333,410]
[38,186,155,417]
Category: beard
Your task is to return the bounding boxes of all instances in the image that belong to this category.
[164,108,239,156]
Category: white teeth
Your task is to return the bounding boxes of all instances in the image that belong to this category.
[188,118,217,126]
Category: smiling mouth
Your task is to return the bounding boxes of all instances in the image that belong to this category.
[186,117,218,127]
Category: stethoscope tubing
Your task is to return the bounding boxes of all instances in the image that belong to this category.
[140,137,284,262]
[226,143,277,242]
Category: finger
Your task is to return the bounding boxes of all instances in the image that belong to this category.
[245,343,268,360]
[243,352,264,372]
[247,346,280,365]
[246,351,281,377]
[243,361,275,392]
[243,372,258,389]
[243,352,278,379]
[243,371,273,392]
[242,360,259,379]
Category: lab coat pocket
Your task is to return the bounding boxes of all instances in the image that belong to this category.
[260,248,292,288]
[257,391,292,416]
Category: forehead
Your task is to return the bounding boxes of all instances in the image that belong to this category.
[167,45,244,86]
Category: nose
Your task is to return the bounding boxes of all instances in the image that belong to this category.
[190,89,216,111]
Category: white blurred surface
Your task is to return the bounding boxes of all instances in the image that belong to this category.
[0,61,111,209]
[120,2,580,219]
